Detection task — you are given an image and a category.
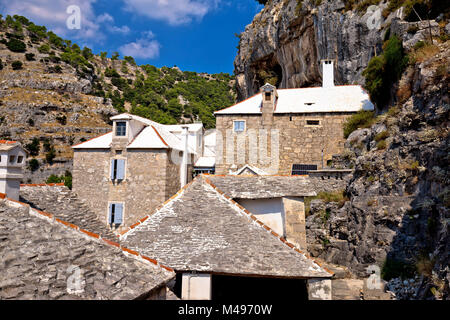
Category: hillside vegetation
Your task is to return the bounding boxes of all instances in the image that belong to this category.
[0,14,236,183]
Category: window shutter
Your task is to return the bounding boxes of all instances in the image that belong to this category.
[114,203,123,224]
[110,159,116,180]
[116,159,125,180]
[108,203,114,224]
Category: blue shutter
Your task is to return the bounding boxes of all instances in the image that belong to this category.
[108,203,113,224]
[114,203,123,224]
[116,159,125,180]
[110,159,116,180]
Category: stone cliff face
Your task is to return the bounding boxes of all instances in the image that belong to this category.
[306,41,449,300]
[234,0,397,100]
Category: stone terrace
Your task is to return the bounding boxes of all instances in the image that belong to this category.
[19,184,117,242]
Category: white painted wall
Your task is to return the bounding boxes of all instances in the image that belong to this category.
[238,198,285,236]
[181,273,212,300]
[0,147,26,200]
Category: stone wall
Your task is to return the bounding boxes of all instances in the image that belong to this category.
[216,112,353,175]
[73,148,180,233]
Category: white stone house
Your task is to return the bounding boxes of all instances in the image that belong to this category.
[0,140,26,201]
[71,113,216,232]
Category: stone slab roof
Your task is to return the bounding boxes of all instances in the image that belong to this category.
[206,175,317,199]
[120,176,331,279]
[0,200,174,300]
[19,184,117,242]
[215,85,374,115]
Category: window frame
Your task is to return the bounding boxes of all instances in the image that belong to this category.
[110,158,126,181]
[107,202,124,227]
[115,121,127,137]
[233,120,246,133]
[305,119,321,127]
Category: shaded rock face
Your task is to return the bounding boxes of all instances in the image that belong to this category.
[234,0,391,100]
[306,42,449,299]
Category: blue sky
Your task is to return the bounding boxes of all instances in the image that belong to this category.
[0,0,263,74]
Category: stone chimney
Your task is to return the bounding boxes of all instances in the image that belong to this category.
[321,59,335,88]
[260,83,277,127]
[180,126,189,188]
[0,141,26,201]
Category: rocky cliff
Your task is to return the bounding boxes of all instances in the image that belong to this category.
[306,41,449,299]
[234,0,441,100]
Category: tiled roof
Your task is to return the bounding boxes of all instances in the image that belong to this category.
[0,197,174,300]
[0,140,21,151]
[206,175,316,198]
[19,184,118,242]
[215,86,374,115]
[120,176,331,278]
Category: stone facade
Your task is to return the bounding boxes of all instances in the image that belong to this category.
[73,148,181,233]
[215,112,354,175]
[282,197,306,251]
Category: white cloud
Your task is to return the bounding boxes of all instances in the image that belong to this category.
[1,0,103,41]
[2,1,131,46]
[122,0,220,25]
[119,32,161,59]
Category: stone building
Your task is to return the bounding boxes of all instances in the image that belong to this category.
[0,140,26,201]
[72,113,210,233]
[214,60,374,175]
[120,174,334,301]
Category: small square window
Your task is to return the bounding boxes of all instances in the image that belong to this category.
[9,155,16,163]
[17,156,23,164]
[233,121,245,132]
[265,92,271,101]
[116,122,127,136]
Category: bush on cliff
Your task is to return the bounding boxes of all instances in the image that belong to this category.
[343,110,375,138]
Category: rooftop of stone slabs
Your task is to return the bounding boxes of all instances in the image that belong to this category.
[214,85,374,115]
[0,200,174,300]
[120,176,330,278]
[19,184,118,242]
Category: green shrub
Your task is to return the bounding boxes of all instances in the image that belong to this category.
[343,110,375,138]
[46,171,72,189]
[376,139,387,149]
[374,130,389,142]
[25,138,40,156]
[38,44,50,53]
[27,158,40,172]
[11,60,23,70]
[45,148,56,163]
[6,38,26,52]
[363,35,408,109]
[25,53,35,61]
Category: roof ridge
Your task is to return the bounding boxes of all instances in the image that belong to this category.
[118,177,198,238]
[71,131,112,148]
[151,125,169,147]
[201,176,334,277]
[0,194,174,273]
[20,183,65,187]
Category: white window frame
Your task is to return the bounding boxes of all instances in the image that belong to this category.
[115,121,127,137]
[233,120,246,133]
[110,158,127,181]
[107,201,125,227]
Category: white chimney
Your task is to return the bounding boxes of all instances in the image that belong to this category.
[180,126,189,188]
[0,141,26,201]
[322,59,335,88]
